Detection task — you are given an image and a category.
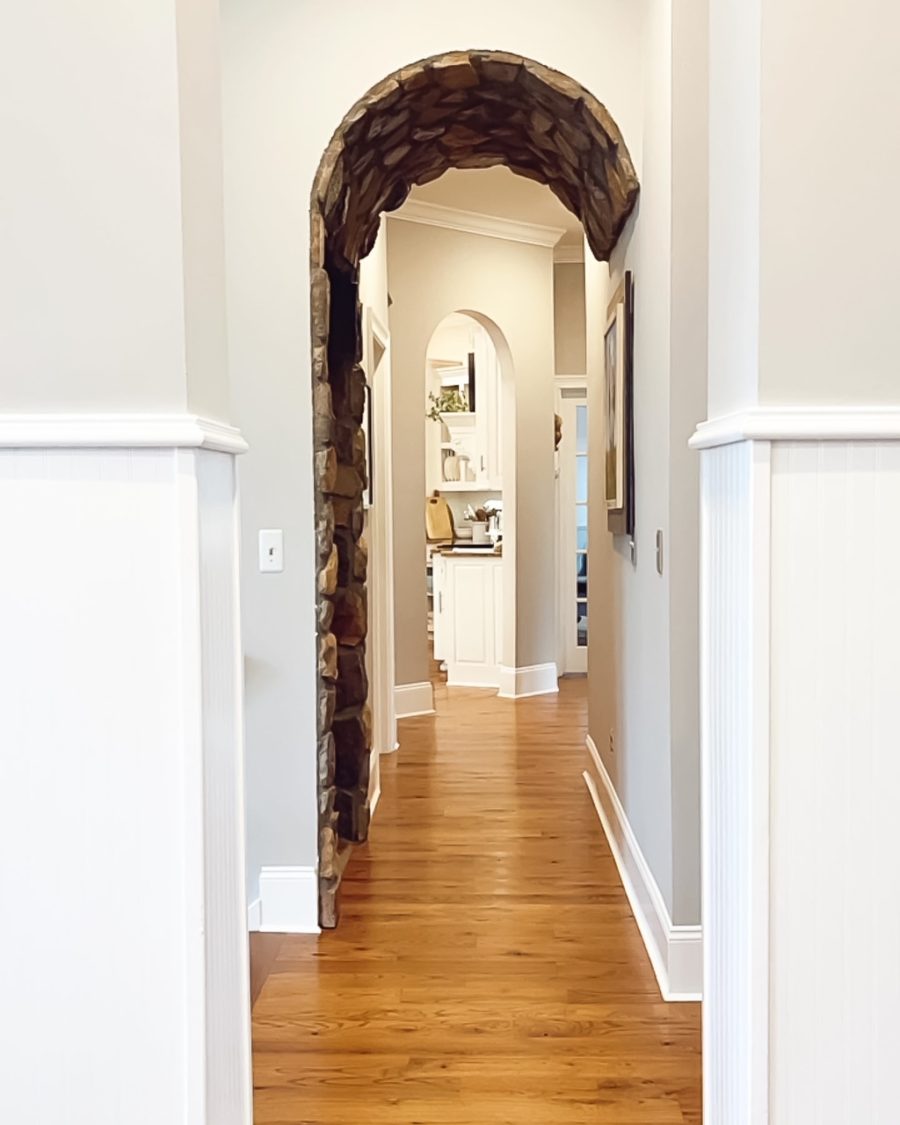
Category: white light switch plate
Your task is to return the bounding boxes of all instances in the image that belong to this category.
[258,529,284,573]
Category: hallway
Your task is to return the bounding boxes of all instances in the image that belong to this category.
[250,679,702,1123]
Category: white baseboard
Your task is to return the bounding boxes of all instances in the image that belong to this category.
[583,736,702,1001]
[497,662,559,699]
[247,897,262,932]
[394,680,435,718]
[257,866,319,933]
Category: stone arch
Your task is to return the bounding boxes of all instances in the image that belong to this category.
[310,50,639,927]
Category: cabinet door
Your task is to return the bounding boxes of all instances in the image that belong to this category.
[446,559,500,687]
[432,551,446,661]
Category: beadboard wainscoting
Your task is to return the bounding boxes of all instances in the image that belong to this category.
[698,437,771,1124]
[694,412,900,1124]
[768,439,900,1124]
[0,429,252,1125]
[584,737,703,1001]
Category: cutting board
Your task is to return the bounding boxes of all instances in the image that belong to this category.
[425,493,454,542]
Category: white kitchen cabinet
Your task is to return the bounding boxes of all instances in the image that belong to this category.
[432,548,447,662]
[442,551,503,688]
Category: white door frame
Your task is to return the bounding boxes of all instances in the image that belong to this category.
[363,308,397,818]
[555,377,588,675]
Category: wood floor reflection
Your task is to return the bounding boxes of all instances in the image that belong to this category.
[250,676,702,1123]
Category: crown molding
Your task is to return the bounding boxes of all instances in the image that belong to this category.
[0,413,248,453]
[553,243,585,264]
[389,198,565,248]
[690,406,900,450]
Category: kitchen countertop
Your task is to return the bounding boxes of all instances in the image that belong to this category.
[438,545,502,557]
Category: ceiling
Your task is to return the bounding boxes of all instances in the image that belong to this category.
[407,166,585,248]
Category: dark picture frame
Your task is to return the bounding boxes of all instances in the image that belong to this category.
[605,271,635,538]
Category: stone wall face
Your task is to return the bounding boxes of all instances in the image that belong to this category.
[309,50,639,927]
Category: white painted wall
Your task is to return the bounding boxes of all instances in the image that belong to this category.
[553,262,587,375]
[386,218,555,683]
[2,0,230,419]
[585,0,706,927]
[709,0,900,417]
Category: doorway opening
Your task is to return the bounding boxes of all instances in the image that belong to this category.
[310,49,639,926]
[426,312,511,698]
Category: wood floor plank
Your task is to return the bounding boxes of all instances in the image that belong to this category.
[251,676,702,1123]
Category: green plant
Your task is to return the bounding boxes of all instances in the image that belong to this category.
[426,387,468,422]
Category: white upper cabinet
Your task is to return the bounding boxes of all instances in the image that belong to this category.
[426,318,502,494]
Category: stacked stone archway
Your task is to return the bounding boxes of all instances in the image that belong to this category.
[310,50,639,926]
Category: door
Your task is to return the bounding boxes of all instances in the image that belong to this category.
[557,384,588,674]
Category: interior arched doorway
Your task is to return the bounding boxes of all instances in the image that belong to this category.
[424,310,516,688]
[310,49,639,926]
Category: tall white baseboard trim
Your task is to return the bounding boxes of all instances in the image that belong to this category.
[584,735,702,1001]
[247,898,262,933]
[497,662,559,699]
[257,866,319,933]
[394,680,435,718]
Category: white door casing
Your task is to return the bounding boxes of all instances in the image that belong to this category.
[556,379,589,674]
[364,309,398,812]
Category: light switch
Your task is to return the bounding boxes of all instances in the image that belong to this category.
[258,529,284,573]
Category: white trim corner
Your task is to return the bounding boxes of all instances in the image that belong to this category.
[690,405,900,450]
[393,680,436,718]
[257,866,319,933]
[247,897,262,933]
[497,663,559,699]
[0,413,248,453]
[583,736,702,1001]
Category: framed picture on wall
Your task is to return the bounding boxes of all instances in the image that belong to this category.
[604,271,635,537]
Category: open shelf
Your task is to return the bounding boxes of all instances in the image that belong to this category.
[436,481,503,493]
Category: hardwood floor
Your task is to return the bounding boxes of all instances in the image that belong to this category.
[251,677,702,1123]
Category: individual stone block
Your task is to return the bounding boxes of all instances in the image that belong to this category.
[315,446,338,494]
[316,502,334,565]
[310,206,326,271]
[332,584,367,647]
[319,823,338,879]
[335,786,370,843]
[314,137,343,206]
[318,681,336,735]
[472,51,524,84]
[353,535,368,582]
[330,463,362,500]
[313,382,334,449]
[310,268,331,347]
[317,595,335,634]
[319,544,339,596]
[319,631,338,680]
[318,732,336,790]
[432,53,479,89]
[334,526,355,588]
[333,709,370,790]
[383,142,411,168]
[312,342,328,383]
[319,875,340,928]
[331,496,355,529]
[397,62,430,92]
[335,645,368,712]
